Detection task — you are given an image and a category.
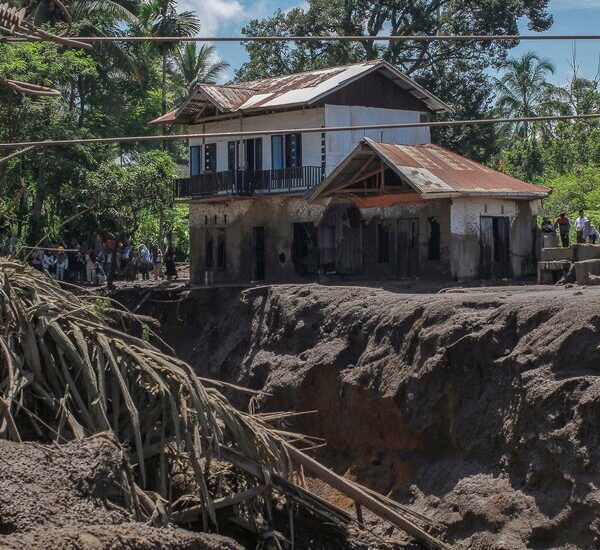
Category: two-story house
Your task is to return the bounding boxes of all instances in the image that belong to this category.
[153,60,548,284]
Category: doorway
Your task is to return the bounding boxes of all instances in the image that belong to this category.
[253,226,266,281]
[397,219,419,278]
[292,222,318,275]
[479,216,511,279]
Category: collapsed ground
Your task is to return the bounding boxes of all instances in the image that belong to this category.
[115,282,600,549]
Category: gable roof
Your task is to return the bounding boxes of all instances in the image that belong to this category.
[307,138,550,202]
[151,60,452,125]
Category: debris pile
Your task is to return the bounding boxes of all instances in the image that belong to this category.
[0,261,447,548]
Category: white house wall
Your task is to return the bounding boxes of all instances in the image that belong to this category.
[450,197,541,280]
[324,105,431,174]
[188,108,325,173]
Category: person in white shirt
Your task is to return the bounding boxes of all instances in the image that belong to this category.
[575,210,588,243]
[42,250,55,276]
[583,220,599,244]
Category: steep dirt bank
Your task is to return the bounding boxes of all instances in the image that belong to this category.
[0,434,240,550]
[116,283,600,549]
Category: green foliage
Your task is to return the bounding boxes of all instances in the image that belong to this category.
[86,150,177,241]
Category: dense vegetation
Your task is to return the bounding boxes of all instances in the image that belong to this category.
[0,0,599,253]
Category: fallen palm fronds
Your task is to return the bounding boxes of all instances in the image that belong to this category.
[0,259,448,549]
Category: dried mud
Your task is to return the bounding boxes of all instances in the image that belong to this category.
[0,434,240,550]
[126,283,600,549]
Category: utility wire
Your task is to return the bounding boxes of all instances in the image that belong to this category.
[5,34,600,43]
[0,114,598,150]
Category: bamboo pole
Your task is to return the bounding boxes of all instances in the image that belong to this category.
[284,443,449,550]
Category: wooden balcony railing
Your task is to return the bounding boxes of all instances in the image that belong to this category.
[174,166,323,199]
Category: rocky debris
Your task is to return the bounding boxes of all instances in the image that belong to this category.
[0,434,241,550]
[131,283,600,549]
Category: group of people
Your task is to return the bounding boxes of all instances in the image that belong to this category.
[541,210,599,247]
[26,233,178,285]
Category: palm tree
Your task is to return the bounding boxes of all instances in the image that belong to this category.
[139,0,201,116]
[175,43,230,93]
[494,51,567,138]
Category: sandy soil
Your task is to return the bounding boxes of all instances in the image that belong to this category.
[119,282,600,549]
[0,434,240,549]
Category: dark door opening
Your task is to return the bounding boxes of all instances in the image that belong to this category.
[480,216,511,279]
[253,226,266,281]
[397,219,419,278]
[292,222,318,276]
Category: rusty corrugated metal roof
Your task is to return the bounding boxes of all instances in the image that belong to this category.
[150,60,451,125]
[307,138,550,201]
[369,140,550,196]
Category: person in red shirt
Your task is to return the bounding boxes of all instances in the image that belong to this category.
[554,213,571,247]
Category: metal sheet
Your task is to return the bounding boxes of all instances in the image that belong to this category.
[150,60,452,125]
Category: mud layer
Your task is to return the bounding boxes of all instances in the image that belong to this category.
[0,434,240,550]
[126,283,600,549]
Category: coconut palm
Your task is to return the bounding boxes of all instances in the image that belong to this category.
[139,0,201,115]
[175,43,230,93]
[494,51,567,138]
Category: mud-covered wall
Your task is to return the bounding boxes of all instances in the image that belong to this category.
[189,196,327,284]
[450,197,540,280]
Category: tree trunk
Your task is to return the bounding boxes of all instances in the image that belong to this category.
[162,51,168,150]
[28,150,47,243]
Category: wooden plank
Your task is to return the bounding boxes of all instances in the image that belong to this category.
[285,443,449,550]
[171,485,270,523]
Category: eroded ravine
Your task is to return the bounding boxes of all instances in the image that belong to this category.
[116,284,600,549]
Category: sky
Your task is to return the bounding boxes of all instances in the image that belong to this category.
[179,0,600,85]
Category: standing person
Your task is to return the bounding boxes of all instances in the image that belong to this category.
[94,261,107,285]
[555,213,571,247]
[153,245,164,280]
[121,239,131,273]
[575,210,588,243]
[85,249,96,284]
[42,249,55,276]
[31,248,44,271]
[54,246,69,281]
[583,220,599,244]
[67,237,80,282]
[164,242,177,280]
[138,244,152,281]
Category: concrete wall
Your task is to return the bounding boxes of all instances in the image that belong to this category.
[186,105,431,175]
[189,196,327,284]
[189,195,541,284]
[358,200,451,279]
[324,105,431,174]
[449,197,541,280]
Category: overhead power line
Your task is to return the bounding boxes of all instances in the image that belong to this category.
[0,114,598,150]
[5,34,600,44]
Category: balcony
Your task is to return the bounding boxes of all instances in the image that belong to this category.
[174,166,323,199]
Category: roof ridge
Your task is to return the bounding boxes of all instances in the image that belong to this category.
[230,59,384,88]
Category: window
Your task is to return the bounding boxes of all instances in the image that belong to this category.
[227,141,238,171]
[271,135,284,170]
[285,133,302,168]
[271,134,302,169]
[245,138,263,171]
[205,143,217,172]
[190,146,201,176]
[217,230,226,269]
[377,222,390,263]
